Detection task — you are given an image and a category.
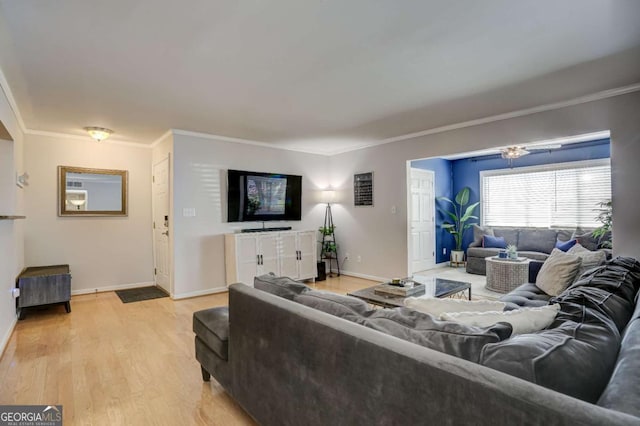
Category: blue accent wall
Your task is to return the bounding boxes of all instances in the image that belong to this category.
[410,158,452,264]
[452,138,611,251]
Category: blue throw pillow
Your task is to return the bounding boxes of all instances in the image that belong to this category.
[483,235,507,249]
[555,239,577,252]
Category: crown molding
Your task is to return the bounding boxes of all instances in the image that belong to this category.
[24,129,151,148]
[171,129,331,156]
[150,129,174,148]
[326,82,640,156]
[0,66,27,133]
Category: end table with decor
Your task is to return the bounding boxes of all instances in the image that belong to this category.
[485,257,530,293]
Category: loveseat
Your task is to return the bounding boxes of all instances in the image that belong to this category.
[193,257,640,425]
[465,225,610,275]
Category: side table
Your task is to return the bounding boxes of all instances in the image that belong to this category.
[485,257,530,293]
[16,264,71,319]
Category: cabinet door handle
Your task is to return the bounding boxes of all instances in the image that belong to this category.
[298,250,301,260]
[256,255,260,265]
[260,254,263,265]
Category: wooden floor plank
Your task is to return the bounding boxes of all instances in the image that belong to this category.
[0,275,374,425]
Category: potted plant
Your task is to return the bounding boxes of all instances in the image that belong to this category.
[592,199,612,249]
[437,187,480,264]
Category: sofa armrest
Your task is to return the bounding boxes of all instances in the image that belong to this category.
[529,260,544,283]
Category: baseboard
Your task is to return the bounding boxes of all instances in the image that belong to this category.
[172,287,228,300]
[0,317,17,359]
[337,270,388,282]
[71,281,156,296]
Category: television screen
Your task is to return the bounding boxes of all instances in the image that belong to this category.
[227,170,302,222]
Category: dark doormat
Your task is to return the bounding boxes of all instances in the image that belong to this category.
[115,286,169,303]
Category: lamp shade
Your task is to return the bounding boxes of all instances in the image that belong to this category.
[321,190,335,204]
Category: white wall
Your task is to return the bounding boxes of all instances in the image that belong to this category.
[171,132,329,298]
[23,134,154,293]
[0,79,24,355]
[330,91,640,280]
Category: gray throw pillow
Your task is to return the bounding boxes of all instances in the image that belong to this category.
[535,249,582,296]
[567,243,607,280]
[254,273,311,300]
[470,225,494,248]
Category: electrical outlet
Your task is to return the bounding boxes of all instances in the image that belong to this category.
[357,255,361,263]
[443,248,447,255]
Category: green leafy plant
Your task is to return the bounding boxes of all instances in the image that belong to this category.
[318,225,335,236]
[437,187,480,252]
[592,199,612,249]
[506,244,518,258]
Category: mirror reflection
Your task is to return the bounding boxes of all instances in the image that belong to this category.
[58,166,128,216]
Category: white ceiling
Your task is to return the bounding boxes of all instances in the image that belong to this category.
[1,0,639,154]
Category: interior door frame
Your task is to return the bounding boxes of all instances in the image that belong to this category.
[152,154,172,296]
[406,162,436,276]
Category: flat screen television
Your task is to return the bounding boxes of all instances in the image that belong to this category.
[227,169,302,222]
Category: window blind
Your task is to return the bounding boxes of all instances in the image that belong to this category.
[480,159,611,228]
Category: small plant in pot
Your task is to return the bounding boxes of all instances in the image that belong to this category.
[506,244,518,260]
[437,187,480,264]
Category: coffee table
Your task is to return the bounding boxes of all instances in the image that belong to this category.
[347,277,471,308]
[485,256,530,293]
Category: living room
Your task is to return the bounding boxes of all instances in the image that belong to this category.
[2,1,640,424]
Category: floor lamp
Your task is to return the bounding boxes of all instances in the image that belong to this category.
[321,190,340,276]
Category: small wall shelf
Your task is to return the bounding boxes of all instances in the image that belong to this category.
[0,215,26,220]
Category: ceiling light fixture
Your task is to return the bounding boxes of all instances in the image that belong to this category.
[84,127,113,142]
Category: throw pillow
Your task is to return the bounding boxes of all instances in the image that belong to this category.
[471,224,494,247]
[254,273,311,300]
[483,235,507,249]
[555,238,577,252]
[404,297,506,317]
[571,228,600,251]
[535,249,582,296]
[567,243,607,279]
[440,304,561,335]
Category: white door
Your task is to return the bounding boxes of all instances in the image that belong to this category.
[408,168,436,273]
[279,232,299,278]
[297,231,317,280]
[152,157,171,293]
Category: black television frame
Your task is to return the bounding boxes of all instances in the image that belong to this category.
[227,169,302,222]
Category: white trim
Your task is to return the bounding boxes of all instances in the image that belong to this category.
[150,129,173,148]
[326,83,640,156]
[71,281,155,296]
[24,129,151,148]
[171,128,332,156]
[171,287,228,300]
[0,67,26,132]
[0,317,17,358]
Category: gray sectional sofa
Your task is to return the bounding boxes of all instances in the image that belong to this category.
[193,257,640,425]
[466,226,609,275]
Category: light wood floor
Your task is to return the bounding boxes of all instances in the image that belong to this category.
[0,274,375,426]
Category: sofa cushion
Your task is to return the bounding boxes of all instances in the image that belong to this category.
[404,297,506,316]
[500,283,552,310]
[555,239,577,252]
[483,235,507,249]
[517,229,557,254]
[493,228,519,246]
[193,307,230,360]
[480,316,621,403]
[294,290,372,319]
[470,224,494,248]
[440,304,560,335]
[556,229,575,242]
[362,307,512,363]
[597,315,640,417]
[254,273,311,300]
[535,249,582,296]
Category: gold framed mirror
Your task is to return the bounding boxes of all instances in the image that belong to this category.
[58,166,128,216]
